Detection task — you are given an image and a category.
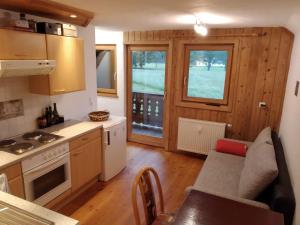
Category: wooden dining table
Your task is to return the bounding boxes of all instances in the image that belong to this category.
[158,190,284,225]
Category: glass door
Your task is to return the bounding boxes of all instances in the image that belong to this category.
[127,46,168,147]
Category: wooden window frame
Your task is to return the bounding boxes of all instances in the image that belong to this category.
[96,44,118,97]
[175,39,239,112]
[182,44,234,105]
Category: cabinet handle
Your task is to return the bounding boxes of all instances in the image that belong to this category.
[53,89,66,94]
[72,152,81,157]
[81,137,88,141]
[107,131,110,146]
[14,54,27,57]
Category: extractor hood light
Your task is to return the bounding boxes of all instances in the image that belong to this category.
[194,19,208,36]
[70,14,77,18]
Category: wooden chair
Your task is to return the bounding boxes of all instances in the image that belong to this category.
[132,167,174,225]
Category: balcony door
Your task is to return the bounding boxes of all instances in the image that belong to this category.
[127,45,169,147]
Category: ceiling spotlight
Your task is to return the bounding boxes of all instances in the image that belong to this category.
[194,19,208,36]
[70,14,77,18]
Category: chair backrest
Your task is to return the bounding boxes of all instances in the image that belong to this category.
[132,167,164,225]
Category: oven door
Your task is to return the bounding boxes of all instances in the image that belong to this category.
[23,153,71,206]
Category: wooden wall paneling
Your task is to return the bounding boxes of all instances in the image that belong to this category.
[123,32,129,43]
[159,30,168,41]
[125,28,294,150]
[141,31,147,41]
[134,31,141,41]
[129,32,135,42]
[256,28,282,131]
[231,30,260,139]
[147,31,154,40]
[248,28,273,140]
[268,29,294,131]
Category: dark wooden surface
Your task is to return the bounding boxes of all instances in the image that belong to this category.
[172,190,284,225]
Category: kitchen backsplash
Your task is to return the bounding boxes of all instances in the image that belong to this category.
[0,77,51,139]
[0,99,24,120]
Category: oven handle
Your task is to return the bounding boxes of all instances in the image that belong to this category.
[24,153,69,175]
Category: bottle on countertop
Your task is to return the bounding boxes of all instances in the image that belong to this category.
[53,103,60,124]
[37,108,47,129]
[47,106,53,126]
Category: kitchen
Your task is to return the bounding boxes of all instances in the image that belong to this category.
[0,3,127,224]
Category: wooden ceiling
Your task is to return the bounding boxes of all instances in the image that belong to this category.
[0,0,94,27]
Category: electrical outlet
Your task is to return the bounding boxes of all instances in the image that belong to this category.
[259,102,267,108]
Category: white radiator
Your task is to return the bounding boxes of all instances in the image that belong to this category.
[177,117,226,155]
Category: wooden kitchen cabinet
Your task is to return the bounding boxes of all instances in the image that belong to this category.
[0,163,25,199]
[29,34,86,95]
[8,176,25,199]
[0,29,47,60]
[70,130,102,192]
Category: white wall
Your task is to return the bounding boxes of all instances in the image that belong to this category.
[279,13,300,225]
[95,28,125,116]
[0,10,97,139]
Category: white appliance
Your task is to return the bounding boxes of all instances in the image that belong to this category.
[101,116,127,181]
[0,60,56,77]
[22,143,71,206]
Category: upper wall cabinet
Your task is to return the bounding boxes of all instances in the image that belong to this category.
[29,35,86,95]
[0,29,47,60]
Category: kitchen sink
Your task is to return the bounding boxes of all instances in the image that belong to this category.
[0,201,54,225]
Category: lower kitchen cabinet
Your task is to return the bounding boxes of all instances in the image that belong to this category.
[8,176,25,199]
[70,133,102,192]
[0,163,25,199]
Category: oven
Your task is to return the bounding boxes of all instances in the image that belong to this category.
[22,143,71,206]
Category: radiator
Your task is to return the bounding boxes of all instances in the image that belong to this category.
[177,117,226,155]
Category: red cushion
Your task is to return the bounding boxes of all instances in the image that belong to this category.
[216,139,247,157]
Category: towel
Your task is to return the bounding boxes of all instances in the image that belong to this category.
[0,173,10,193]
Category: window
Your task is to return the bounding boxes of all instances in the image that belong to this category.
[96,45,117,97]
[183,44,234,105]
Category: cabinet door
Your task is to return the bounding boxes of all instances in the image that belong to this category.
[0,29,47,59]
[46,35,86,95]
[70,137,101,191]
[9,176,25,199]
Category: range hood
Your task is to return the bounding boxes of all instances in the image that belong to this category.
[0,60,56,78]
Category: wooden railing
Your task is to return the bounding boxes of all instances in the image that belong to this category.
[132,92,164,128]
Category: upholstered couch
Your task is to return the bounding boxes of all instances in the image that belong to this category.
[188,128,295,225]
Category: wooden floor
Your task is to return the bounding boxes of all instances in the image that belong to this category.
[59,142,204,225]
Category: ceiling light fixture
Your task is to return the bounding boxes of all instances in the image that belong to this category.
[194,18,208,36]
[70,14,77,18]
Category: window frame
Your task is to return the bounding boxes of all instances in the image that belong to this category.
[96,44,118,97]
[182,44,234,105]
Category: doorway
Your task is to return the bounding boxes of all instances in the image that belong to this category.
[127,45,169,147]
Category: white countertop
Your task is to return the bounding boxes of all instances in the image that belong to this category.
[0,191,79,225]
[0,120,104,170]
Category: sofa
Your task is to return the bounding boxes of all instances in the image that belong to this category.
[188,128,295,225]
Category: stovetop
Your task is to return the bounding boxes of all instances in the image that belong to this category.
[0,131,63,155]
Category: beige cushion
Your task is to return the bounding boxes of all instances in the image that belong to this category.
[238,143,278,199]
[248,127,272,153]
[192,151,245,197]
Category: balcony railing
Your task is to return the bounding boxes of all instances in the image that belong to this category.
[132,92,164,130]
